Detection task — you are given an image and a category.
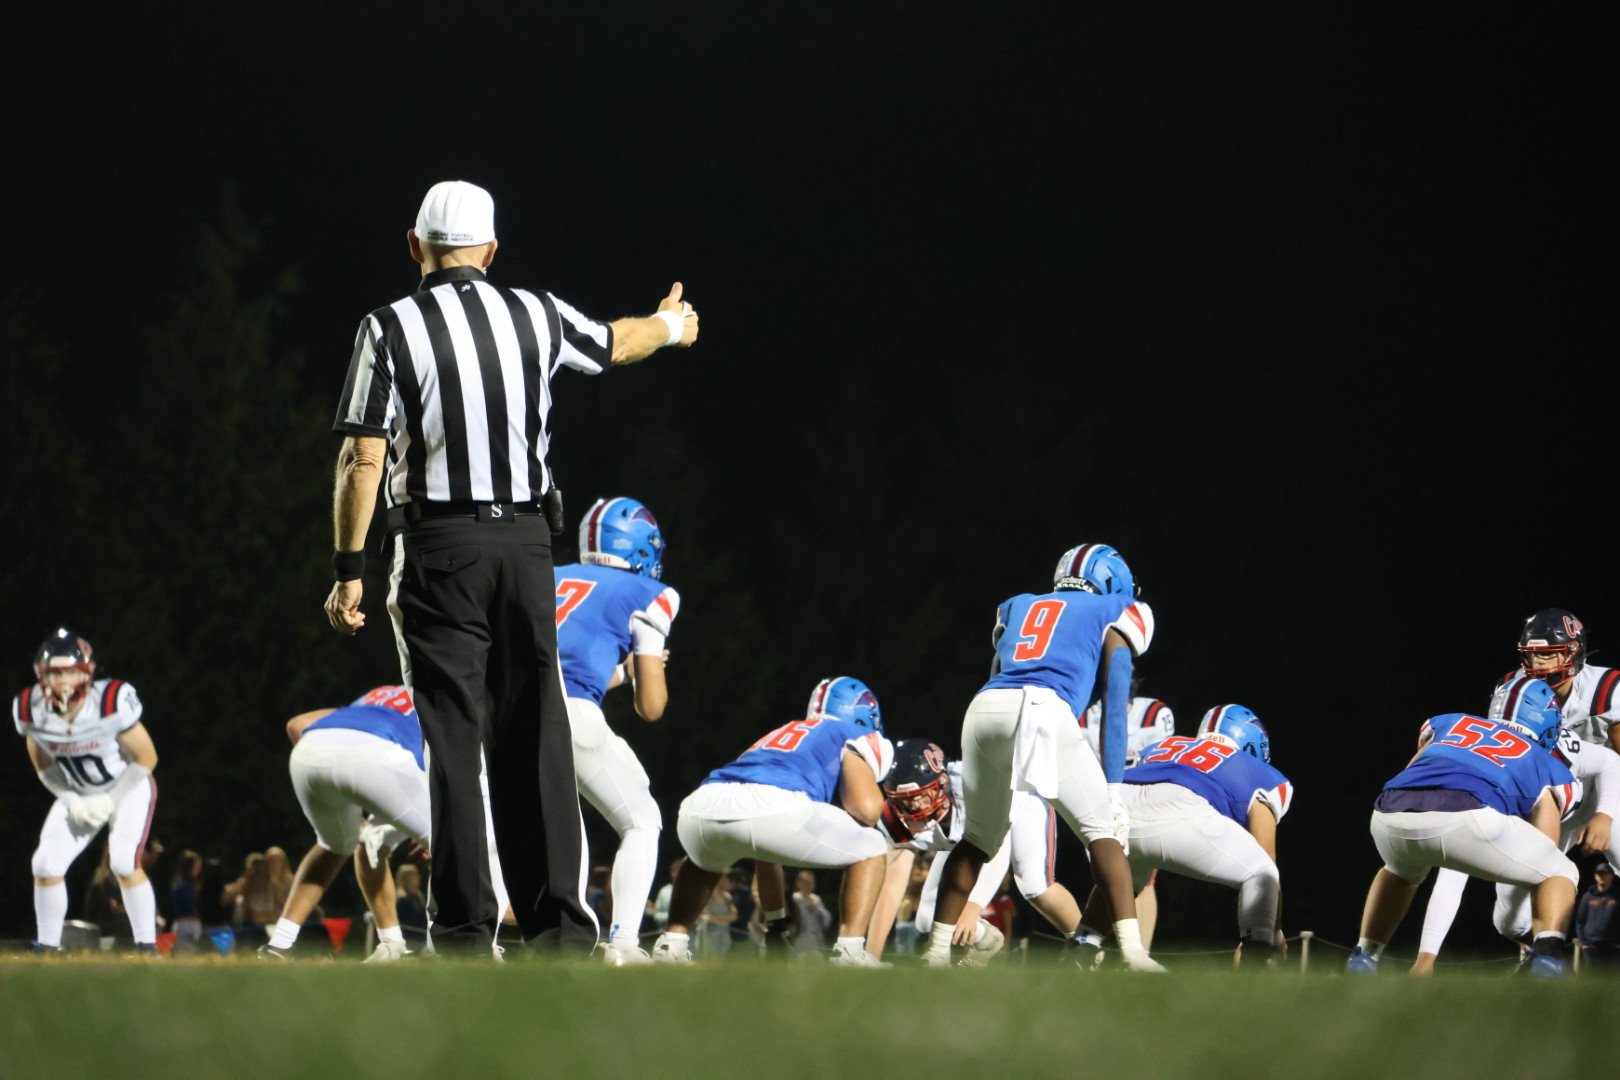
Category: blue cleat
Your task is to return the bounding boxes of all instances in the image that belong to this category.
[1345,947,1379,974]
[1528,953,1568,978]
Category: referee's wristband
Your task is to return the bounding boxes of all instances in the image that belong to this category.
[654,310,684,345]
[333,549,366,582]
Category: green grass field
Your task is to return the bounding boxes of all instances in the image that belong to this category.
[2,951,1611,1079]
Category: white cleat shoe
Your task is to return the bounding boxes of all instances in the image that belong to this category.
[1119,946,1167,973]
[650,935,693,965]
[363,939,410,964]
[829,942,891,968]
[604,943,653,966]
[958,921,1005,967]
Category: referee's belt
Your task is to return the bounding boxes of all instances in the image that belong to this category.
[393,500,544,526]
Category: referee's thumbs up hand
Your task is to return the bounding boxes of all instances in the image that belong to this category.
[657,282,699,346]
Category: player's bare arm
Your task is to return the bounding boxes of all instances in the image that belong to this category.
[26,736,53,773]
[631,652,668,721]
[608,282,699,365]
[324,435,386,635]
[116,723,159,770]
[1246,799,1279,862]
[865,847,915,956]
[838,748,885,827]
[286,708,337,746]
[1530,790,1562,843]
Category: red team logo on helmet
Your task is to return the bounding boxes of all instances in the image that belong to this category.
[34,629,97,712]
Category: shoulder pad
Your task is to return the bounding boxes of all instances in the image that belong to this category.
[1551,779,1583,820]
[12,686,33,728]
[1109,601,1154,656]
[635,586,681,636]
[1591,668,1620,718]
[846,731,894,783]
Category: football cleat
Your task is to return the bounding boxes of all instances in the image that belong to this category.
[1063,938,1105,971]
[762,916,794,956]
[1054,544,1139,597]
[33,629,97,712]
[603,943,653,966]
[1198,704,1272,764]
[958,921,1005,968]
[881,740,951,837]
[1528,953,1569,978]
[363,939,409,964]
[1118,945,1167,973]
[29,941,62,956]
[133,942,161,958]
[257,944,292,961]
[579,497,665,579]
[1518,609,1586,692]
[1345,947,1379,974]
[806,676,882,733]
[830,942,891,968]
[1488,676,1563,750]
[650,934,693,964]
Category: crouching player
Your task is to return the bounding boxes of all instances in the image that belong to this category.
[652,684,898,967]
[928,544,1163,972]
[260,686,430,962]
[869,739,1087,964]
[1347,677,1582,977]
[1081,704,1291,967]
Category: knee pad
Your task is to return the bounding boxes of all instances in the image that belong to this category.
[110,849,139,878]
[31,848,60,879]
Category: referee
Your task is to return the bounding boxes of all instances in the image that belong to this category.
[323,180,698,954]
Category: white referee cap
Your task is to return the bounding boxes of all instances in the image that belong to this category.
[414,180,496,247]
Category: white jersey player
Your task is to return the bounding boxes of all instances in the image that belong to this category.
[868,744,1085,963]
[13,630,160,953]
[1080,694,1176,767]
[555,496,680,965]
[1511,608,1619,751]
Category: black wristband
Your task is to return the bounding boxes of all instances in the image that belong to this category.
[333,549,366,582]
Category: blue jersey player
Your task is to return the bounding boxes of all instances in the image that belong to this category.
[1348,677,1583,977]
[927,543,1164,971]
[652,678,898,966]
[555,497,680,965]
[1085,704,1293,967]
[262,686,431,962]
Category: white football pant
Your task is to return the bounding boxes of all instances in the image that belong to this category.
[676,783,886,872]
[960,687,1114,855]
[914,791,1057,934]
[290,728,430,854]
[1371,808,1578,889]
[1121,782,1280,941]
[31,776,156,880]
[569,696,662,949]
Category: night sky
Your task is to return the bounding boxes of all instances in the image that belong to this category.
[3,6,1612,953]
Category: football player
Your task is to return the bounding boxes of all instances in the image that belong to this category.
[651,678,897,967]
[1347,677,1582,977]
[1410,676,1620,975]
[925,544,1164,972]
[14,630,160,954]
[259,686,431,962]
[554,497,680,965]
[1511,609,1619,753]
[1081,688,1176,947]
[1080,705,1291,967]
[868,739,1087,964]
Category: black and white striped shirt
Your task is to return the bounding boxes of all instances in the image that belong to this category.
[333,266,612,506]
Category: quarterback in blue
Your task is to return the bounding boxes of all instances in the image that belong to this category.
[653,678,898,966]
[554,497,680,965]
[262,686,431,962]
[1095,704,1293,967]
[1348,677,1583,977]
[928,543,1164,971]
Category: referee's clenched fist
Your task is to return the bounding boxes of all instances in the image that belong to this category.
[322,179,698,953]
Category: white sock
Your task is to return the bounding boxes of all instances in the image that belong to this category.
[268,917,303,950]
[1356,938,1385,959]
[1070,926,1106,947]
[835,936,866,953]
[609,825,658,951]
[119,879,158,944]
[611,930,641,953]
[1113,917,1145,953]
[1535,931,1567,943]
[377,924,405,945]
[34,882,68,947]
[926,922,955,960]
[972,921,987,945]
[763,908,787,922]
[661,931,690,948]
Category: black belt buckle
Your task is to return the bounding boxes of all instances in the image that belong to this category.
[476,502,514,524]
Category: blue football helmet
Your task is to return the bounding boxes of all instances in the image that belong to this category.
[1488,676,1562,750]
[579,497,664,579]
[1053,543,1138,597]
[806,676,883,733]
[1197,704,1271,764]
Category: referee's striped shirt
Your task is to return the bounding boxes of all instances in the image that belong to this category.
[334,266,612,506]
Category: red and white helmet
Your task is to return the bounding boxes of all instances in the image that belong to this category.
[34,629,96,712]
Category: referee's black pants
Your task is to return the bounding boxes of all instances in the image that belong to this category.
[389,513,596,951]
